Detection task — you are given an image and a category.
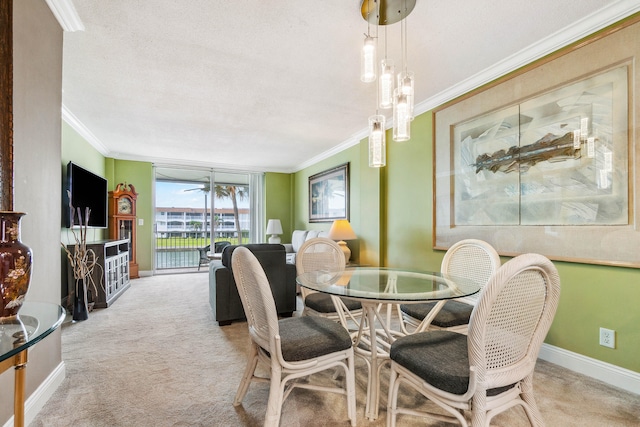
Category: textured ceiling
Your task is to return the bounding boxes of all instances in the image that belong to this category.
[61,0,633,173]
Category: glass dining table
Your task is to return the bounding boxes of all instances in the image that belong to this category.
[296,267,481,421]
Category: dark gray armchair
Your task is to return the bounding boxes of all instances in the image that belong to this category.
[208,243,297,326]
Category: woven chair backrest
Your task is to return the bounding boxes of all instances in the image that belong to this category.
[231,246,279,352]
[467,253,560,390]
[441,239,501,303]
[296,237,346,275]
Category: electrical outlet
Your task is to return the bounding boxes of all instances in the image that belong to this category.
[599,327,615,349]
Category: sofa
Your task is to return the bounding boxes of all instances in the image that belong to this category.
[209,243,297,326]
[283,230,329,264]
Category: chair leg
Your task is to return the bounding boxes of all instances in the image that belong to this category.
[346,351,357,426]
[471,392,488,427]
[520,375,545,427]
[233,343,259,406]
[387,362,399,427]
[264,363,284,427]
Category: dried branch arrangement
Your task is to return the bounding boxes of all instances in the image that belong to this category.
[61,191,103,297]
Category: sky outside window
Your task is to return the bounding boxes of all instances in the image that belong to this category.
[156,182,249,209]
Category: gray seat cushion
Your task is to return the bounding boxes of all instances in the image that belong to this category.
[390,330,514,396]
[400,300,473,328]
[278,316,353,361]
[305,293,362,313]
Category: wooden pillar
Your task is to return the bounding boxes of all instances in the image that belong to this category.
[0,0,13,211]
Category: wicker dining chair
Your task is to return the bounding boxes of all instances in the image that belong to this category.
[231,246,356,427]
[387,253,561,427]
[296,237,363,331]
[399,239,501,334]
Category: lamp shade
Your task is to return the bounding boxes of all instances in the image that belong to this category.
[266,219,283,243]
[266,219,283,235]
[328,220,357,241]
[328,220,356,264]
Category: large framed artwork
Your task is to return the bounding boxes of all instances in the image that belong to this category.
[309,163,349,222]
[434,17,640,268]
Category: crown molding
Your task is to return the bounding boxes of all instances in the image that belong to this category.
[414,0,640,117]
[45,0,84,32]
[297,0,640,173]
[62,105,291,174]
[295,128,367,172]
[62,105,109,155]
[117,152,280,174]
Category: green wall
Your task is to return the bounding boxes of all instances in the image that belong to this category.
[293,109,640,373]
[265,172,293,242]
[60,122,108,299]
[291,144,377,264]
[105,158,154,271]
[386,113,434,270]
[61,125,155,279]
[61,121,107,241]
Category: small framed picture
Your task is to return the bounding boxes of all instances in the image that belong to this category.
[308,163,349,222]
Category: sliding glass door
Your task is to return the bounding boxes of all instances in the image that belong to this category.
[154,166,263,272]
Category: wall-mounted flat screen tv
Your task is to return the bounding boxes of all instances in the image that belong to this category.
[65,162,108,228]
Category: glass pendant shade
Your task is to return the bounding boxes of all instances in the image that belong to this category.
[397,71,415,120]
[393,89,411,142]
[361,35,377,83]
[379,59,394,109]
[368,115,386,167]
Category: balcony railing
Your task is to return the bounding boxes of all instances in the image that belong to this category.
[155,236,242,269]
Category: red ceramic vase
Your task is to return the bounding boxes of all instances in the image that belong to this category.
[0,212,32,319]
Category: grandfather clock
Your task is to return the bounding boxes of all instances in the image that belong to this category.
[109,183,139,278]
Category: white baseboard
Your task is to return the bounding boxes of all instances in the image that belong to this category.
[139,270,153,277]
[2,361,66,427]
[539,343,640,395]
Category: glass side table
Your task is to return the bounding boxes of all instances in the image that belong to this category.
[0,302,65,427]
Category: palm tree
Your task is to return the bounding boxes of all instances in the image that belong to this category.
[185,183,210,240]
[189,220,202,238]
[214,185,248,244]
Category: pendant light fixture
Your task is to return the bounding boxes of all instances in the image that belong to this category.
[393,89,410,141]
[368,114,386,167]
[394,5,413,141]
[361,0,416,166]
[361,35,376,82]
[360,4,377,83]
[393,0,413,142]
[379,27,394,109]
[396,7,414,122]
[368,0,385,167]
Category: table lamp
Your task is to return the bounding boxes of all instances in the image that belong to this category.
[328,219,357,264]
[266,219,283,244]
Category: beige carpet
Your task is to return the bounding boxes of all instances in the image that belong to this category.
[31,273,640,427]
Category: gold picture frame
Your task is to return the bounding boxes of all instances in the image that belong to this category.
[434,16,640,268]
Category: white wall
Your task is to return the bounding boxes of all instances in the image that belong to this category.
[0,1,64,424]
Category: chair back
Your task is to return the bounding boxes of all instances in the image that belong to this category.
[441,239,500,304]
[467,253,560,390]
[296,238,345,296]
[198,244,210,261]
[296,237,345,274]
[231,246,279,352]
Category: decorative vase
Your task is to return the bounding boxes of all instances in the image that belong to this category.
[0,212,33,319]
[72,278,89,321]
